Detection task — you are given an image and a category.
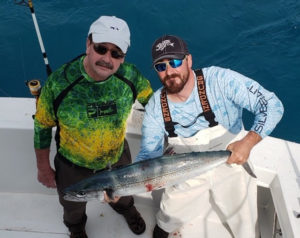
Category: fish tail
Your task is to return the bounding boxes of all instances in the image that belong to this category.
[242,162,257,178]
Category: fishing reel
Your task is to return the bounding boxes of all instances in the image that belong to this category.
[25,79,42,119]
[26,79,41,97]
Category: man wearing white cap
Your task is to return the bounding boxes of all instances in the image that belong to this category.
[33,16,153,238]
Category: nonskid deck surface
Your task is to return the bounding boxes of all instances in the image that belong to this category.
[0,192,158,238]
[0,188,284,238]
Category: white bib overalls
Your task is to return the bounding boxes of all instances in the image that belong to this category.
[156,125,258,238]
[156,70,258,237]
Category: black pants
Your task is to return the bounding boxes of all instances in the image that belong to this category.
[54,140,134,233]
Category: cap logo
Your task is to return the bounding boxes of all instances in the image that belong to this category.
[156,40,174,52]
[110,26,119,31]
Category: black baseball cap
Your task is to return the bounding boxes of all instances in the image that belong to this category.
[152,35,189,65]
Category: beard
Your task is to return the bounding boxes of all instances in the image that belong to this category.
[162,71,189,94]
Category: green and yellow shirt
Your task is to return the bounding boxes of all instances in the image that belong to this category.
[34,55,153,170]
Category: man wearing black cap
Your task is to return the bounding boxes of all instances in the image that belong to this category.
[34,16,153,238]
[136,35,283,237]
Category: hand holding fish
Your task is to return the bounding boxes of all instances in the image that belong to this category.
[103,191,120,203]
[227,131,262,165]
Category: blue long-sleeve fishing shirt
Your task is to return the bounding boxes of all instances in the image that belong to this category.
[136,66,284,161]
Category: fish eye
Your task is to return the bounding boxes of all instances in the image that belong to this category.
[76,191,86,197]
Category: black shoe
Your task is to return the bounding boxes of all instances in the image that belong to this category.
[122,206,146,235]
[70,230,88,238]
[153,224,169,238]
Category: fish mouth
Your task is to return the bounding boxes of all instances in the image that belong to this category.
[63,190,91,202]
[63,190,104,202]
[63,192,87,202]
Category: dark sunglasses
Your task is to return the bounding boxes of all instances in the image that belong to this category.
[93,44,125,59]
[154,57,186,72]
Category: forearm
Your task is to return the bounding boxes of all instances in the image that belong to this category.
[34,148,56,188]
[35,148,51,170]
[243,130,262,149]
[246,82,284,138]
[223,69,283,139]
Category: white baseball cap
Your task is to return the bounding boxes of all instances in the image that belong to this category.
[88,16,130,53]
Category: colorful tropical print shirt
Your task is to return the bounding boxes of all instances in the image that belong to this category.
[34,55,153,170]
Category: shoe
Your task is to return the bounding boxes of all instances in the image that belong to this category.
[70,230,88,238]
[153,224,169,238]
[122,206,146,235]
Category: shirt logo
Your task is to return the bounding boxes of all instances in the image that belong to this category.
[87,101,117,118]
[156,40,174,51]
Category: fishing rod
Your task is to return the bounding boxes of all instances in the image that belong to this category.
[16,0,52,77]
[15,0,52,100]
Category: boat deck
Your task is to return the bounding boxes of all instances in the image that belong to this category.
[0,192,158,238]
[1,97,300,237]
[0,186,288,238]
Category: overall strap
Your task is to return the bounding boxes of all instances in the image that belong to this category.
[194,69,218,127]
[160,88,177,137]
[160,69,218,137]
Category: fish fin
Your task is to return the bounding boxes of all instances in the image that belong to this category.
[242,162,257,178]
[105,188,115,200]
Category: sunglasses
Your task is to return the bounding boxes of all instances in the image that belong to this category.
[93,44,125,59]
[154,57,186,72]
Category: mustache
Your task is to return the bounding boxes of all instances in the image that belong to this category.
[163,73,181,82]
[96,60,113,70]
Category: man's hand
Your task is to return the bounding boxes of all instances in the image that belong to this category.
[226,131,262,165]
[37,167,56,188]
[103,191,120,203]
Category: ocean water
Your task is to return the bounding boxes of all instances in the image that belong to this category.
[1,0,299,143]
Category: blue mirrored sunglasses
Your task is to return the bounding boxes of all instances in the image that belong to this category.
[154,57,186,72]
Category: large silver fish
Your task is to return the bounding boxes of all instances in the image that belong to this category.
[63,151,256,202]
